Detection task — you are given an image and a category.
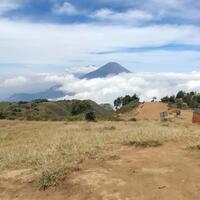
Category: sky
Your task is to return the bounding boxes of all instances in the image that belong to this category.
[1,0,200,102]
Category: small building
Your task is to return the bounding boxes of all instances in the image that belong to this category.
[192,109,200,124]
[160,112,168,120]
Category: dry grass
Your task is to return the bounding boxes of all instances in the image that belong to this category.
[0,119,199,189]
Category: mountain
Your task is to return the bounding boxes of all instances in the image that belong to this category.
[81,62,130,79]
[7,85,72,102]
[5,62,130,102]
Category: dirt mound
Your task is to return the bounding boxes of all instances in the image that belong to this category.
[120,102,169,120]
[120,102,193,122]
[137,102,169,120]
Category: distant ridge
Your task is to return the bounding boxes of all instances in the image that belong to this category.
[7,85,72,102]
[81,62,130,79]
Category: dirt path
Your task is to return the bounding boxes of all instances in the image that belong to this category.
[1,142,200,200]
[120,102,193,122]
[120,102,169,120]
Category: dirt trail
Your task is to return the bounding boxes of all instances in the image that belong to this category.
[136,102,168,120]
[1,143,200,200]
[121,102,169,120]
[121,102,193,122]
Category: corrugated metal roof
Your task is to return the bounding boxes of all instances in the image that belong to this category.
[193,109,200,114]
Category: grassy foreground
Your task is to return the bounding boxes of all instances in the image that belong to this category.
[0,119,199,189]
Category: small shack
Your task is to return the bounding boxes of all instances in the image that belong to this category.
[160,112,168,121]
[192,109,200,124]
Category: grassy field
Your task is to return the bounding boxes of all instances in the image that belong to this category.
[0,118,200,190]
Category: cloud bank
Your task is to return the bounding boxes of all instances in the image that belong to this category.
[1,71,200,104]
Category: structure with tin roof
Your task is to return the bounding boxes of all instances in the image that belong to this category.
[192,109,200,124]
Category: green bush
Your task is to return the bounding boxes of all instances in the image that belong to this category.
[71,101,91,115]
[0,112,6,119]
[114,94,139,110]
[85,112,96,122]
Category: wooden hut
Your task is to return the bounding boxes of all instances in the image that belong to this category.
[192,109,200,124]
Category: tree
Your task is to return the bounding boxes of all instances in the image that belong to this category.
[131,94,139,102]
[176,91,185,99]
[161,96,169,103]
[152,97,157,102]
[196,95,200,104]
[114,97,122,109]
[169,95,176,103]
[176,98,183,109]
[114,94,140,110]
[122,95,132,106]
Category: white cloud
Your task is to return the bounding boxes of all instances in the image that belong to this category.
[1,71,200,103]
[97,0,200,22]
[91,9,153,24]
[0,0,23,15]
[3,76,27,87]
[28,71,200,104]
[53,1,80,16]
[1,19,200,68]
[186,80,200,90]
[65,65,98,75]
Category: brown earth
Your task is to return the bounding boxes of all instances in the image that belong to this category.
[0,103,198,200]
[121,102,193,121]
[1,142,200,200]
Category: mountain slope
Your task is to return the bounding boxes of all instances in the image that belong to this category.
[81,62,130,79]
[7,85,71,102]
[0,100,113,120]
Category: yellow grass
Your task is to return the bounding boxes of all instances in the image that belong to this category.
[0,119,199,188]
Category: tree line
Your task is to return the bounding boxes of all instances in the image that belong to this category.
[161,91,200,108]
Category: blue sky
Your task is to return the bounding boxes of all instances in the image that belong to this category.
[0,0,200,72]
[1,0,200,100]
[0,0,200,73]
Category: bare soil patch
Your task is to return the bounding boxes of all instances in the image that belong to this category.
[1,142,200,200]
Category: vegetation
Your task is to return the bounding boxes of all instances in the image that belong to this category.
[71,101,92,115]
[161,91,200,108]
[187,144,200,150]
[114,94,140,110]
[125,140,162,147]
[0,99,113,121]
[85,111,96,122]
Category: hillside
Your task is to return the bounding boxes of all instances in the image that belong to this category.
[0,100,113,121]
[7,85,70,102]
[119,102,193,121]
[82,62,130,79]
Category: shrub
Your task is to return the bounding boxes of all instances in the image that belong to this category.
[32,99,49,104]
[187,144,200,150]
[85,111,96,122]
[129,118,137,122]
[66,114,84,121]
[71,101,91,115]
[125,140,162,148]
[104,126,116,131]
[0,112,6,119]
[18,101,28,105]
